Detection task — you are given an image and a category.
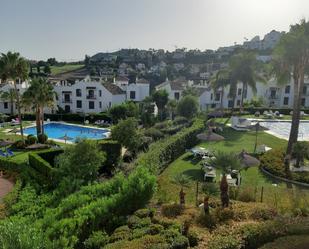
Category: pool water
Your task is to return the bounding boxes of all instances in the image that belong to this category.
[23,122,109,142]
[259,121,309,140]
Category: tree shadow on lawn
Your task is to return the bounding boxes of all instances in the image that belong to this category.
[182,169,204,182]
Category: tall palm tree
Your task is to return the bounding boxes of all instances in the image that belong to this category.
[229,51,266,110]
[1,88,16,115]
[0,52,29,141]
[22,77,56,136]
[172,173,191,206]
[209,151,241,208]
[210,69,231,114]
[273,20,309,162]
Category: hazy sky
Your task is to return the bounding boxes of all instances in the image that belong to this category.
[1,0,308,61]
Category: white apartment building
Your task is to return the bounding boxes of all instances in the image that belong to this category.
[156,77,309,110]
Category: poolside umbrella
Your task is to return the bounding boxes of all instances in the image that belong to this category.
[26,143,49,150]
[197,131,224,142]
[0,140,14,148]
[239,150,260,167]
[59,134,73,144]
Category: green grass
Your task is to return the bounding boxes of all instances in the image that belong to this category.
[50,64,84,75]
[156,125,309,210]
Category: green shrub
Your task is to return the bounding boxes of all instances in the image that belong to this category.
[0,157,25,172]
[250,207,277,221]
[171,235,189,249]
[134,208,155,219]
[187,230,199,247]
[172,116,188,125]
[35,149,64,167]
[161,203,184,218]
[28,153,54,179]
[214,207,234,223]
[26,135,37,145]
[196,211,217,229]
[144,128,164,141]
[237,188,256,202]
[98,140,122,172]
[37,133,48,144]
[135,118,204,174]
[11,140,26,150]
[84,231,109,249]
[154,121,171,130]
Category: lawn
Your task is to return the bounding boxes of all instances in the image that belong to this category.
[156,125,309,211]
[50,64,84,75]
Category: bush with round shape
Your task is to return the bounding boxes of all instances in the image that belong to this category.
[26,135,37,145]
[144,128,164,141]
[84,231,109,249]
[37,133,48,144]
[161,203,184,218]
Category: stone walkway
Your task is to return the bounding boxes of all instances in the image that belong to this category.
[0,175,14,202]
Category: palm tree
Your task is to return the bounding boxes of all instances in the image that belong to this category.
[1,89,16,115]
[229,51,266,110]
[292,141,309,168]
[209,151,241,208]
[210,69,231,114]
[22,77,55,136]
[172,173,191,206]
[0,52,29,141]
[272,20,309,162]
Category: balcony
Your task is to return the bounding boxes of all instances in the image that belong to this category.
[87,95,96,99]
[62,99,72,103]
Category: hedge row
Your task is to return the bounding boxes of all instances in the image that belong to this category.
[0,157,26,172]
[260,148,309,184]
[135,118,205,174]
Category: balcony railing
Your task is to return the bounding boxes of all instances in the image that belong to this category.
[87,95,96,99]
[62,99,72,103]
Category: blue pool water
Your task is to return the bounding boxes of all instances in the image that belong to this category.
[23,122,109,142]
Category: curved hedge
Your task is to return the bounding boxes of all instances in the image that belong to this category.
[135,118,205,174]
[260,149,309,184]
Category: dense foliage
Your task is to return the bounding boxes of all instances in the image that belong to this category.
[176,95,199,119]
[135,118,204,174]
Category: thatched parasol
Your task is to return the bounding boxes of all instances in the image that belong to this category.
[197,131,225,142]
[239,150,260,167]
[26,143,49,150]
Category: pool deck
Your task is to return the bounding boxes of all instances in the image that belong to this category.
[11,121,111,144]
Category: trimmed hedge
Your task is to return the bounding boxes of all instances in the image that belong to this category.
[135,118,205,174]
[34,149,64,167]
[260,148,309,184]
[0,157,26,172]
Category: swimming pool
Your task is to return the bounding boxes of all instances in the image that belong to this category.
[259,121,309,140]
[23,122,110,142]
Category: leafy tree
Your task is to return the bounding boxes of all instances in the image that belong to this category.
[209,151,241,208]
[273,20,309,160]
[140,96,155,127]
[176,95,199,119]
[166,99,177,120]
[109,102,139,123]
[182,86,198,97]
[0,51,29,141]
[111,118,142,153]
[23,77,56,136]
[47,58,57,66]
[55,140,106,194]
[292,141,309,168]
[152,89,169,120]
[1,88,16,115]
[43,65,51,74]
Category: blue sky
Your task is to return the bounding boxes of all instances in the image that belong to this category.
[1,0,308,61]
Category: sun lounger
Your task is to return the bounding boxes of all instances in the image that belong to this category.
[6,149,14,157]
[0,150,7,157]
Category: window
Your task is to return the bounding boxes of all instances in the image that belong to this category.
[270,90,277,99]
[283,97,289,105]
[76,89,81,97]
[99,90,102,97]
[64,105,70,113]
[285,85,290,94]
[174,92,180,100]
[88,89,95,99]
[237,88,242,96]
[210,93,213,100]
[237,100,241,106]
[228,100,234,108]
[109,102,112,108]
[130,91,136,99]
[4,102,8,109]
[301,98,306,107]
[99,101,102,108]
[303,86,307,95]
[215,93,220,101]
[89,101,95,109]
[76,100,82,108]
